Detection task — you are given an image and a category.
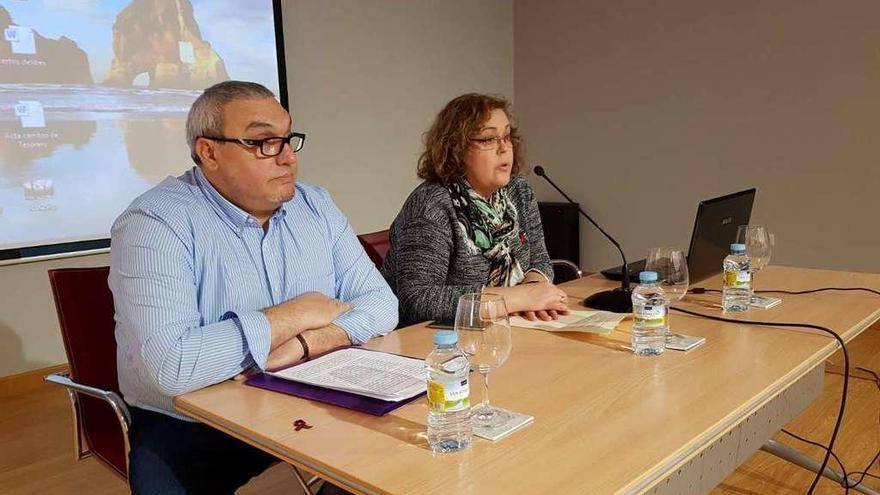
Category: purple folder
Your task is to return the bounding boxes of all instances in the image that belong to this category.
[244,372,425,416]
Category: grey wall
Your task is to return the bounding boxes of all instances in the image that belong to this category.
[0,0,514,378]
[0,253,110,377]
[515,0,880,274]
[10,0,879,378]
[285,0,514,233]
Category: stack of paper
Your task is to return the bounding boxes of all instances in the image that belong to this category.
[268,348,426,402]
[510,310,627,334]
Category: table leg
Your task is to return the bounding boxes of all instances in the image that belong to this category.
[761,438,880,495]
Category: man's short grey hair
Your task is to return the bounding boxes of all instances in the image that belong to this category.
[186,80,277,164]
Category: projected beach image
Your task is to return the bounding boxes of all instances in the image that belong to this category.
[0,0,280,251]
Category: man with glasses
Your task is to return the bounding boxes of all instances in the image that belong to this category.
[109,80,395,494]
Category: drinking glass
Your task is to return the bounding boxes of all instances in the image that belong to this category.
[645,247,689,303]
[454,293,512,428]
[736,225,774,296]
[736,225,773,272]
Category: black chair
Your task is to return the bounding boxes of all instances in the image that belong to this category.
[44,266,324,493]
[551,259,583,284]
[357,229,391,269]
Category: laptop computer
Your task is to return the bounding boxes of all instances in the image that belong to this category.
[601,188,756,284]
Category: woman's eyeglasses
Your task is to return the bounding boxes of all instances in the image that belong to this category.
[470,134,517,151]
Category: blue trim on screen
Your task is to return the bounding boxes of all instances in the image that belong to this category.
[274,0,289,110]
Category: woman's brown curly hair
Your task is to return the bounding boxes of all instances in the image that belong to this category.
[417,93,523,184]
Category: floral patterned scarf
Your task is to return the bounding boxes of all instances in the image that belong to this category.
[447,180,524,287]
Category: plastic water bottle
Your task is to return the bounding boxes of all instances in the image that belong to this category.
[426,330,472,453]
[722,243,752,312]
[631,271,668,356]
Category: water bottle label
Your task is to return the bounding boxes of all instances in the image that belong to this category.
[427,377,470,412]
[635,305,667,328]
[725,269,751,288]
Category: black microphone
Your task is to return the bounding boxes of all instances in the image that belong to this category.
[533,165,633,313]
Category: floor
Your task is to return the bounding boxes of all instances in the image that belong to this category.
[1,324,877,494]
[712,322,880,494]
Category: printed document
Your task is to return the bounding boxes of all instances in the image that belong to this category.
[268,348,426,401]
[510,309,627,334]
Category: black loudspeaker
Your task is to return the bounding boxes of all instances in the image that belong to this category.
[538,202,580,267]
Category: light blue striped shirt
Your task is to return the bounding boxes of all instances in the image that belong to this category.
[110,167,398,419]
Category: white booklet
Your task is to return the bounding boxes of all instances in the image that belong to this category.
[268,348,426,402]
[473,409,534,441]
[751,295,782,309]
[665,334,706,351]
[510,309,627,334]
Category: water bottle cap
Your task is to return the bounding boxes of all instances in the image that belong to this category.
[731,243,747,253]
[433,330,458,345]
[639,271,658,282]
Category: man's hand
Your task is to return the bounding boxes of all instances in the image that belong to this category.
[263,292,352,350]
[265,334,305,371]
[265,324,352,371]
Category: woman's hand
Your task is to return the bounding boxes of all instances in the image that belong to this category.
[517,271,567,320]
[487,281,569,318]
[518,308,561,321]
[522,270,549,284]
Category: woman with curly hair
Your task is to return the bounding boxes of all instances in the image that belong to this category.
[382,93,569,327]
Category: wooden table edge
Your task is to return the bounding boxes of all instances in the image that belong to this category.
[174,394,383,495]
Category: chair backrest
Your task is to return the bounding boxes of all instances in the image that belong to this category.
[49,266,127,479]
[357,229,391,269]
[551,260,582,284]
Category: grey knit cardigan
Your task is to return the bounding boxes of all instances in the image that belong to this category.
[381,175,554,327]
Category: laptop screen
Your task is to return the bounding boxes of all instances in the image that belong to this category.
[686,188,756,283]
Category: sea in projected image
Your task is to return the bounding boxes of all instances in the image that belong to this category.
[0,83,198,250]
[0,83,200,113]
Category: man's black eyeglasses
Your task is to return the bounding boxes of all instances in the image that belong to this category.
[201,132,306,157]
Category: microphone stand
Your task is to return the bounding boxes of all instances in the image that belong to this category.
[534,165,633,313]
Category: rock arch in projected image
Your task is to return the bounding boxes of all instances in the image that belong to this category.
[104,0,229,90]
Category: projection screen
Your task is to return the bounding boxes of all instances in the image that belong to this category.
[0,0,287,263]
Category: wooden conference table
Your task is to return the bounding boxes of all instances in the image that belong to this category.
[175,266,880,494]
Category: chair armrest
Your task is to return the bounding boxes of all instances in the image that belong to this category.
[551,259,582,280]
[45,371,131,428]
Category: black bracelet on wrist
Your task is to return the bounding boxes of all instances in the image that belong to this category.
[295,334,310,361]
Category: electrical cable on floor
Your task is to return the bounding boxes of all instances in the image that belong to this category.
[846,450,880,489]
[795,362,880,492]
[823,367,880,387]
[854,367,880,391]
[781,428,850,494]
[669,305,849,494]
[783,361,880,493]
[683,283,880,491]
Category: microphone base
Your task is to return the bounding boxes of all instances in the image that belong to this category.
[583,287,633,314]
